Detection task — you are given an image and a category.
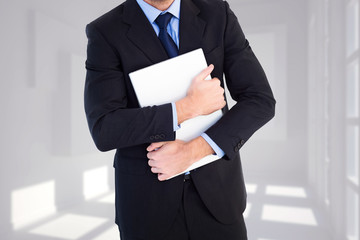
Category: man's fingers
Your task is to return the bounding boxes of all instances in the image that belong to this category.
[194,64,214,82]
[151,167,161,174]
[147,142,167,152]
[148,159,155,167]
[147,143,159,152]
[212,77,221,86]
[158,173,167,181]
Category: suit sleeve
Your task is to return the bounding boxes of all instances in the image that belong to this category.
[205,2,276,160]
[84,24,175,152]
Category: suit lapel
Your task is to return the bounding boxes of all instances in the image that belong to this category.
[123,0,168,63]
[178,0,206,55]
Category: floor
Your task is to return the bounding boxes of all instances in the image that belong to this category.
[4,177,332,240]
[244,176,332,240]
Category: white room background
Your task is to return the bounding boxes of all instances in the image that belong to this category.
[0,0,358,239]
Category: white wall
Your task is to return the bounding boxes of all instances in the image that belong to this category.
[227,0,309,181]
[307,0,360,239]
[0,0,123,235]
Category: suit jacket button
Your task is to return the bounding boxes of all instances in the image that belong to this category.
[160,134,165,139]
[237,143,242,148]
[150,136,155,141]
[155,135,160,140]
[234,146,239,152]
[241,140,245,145]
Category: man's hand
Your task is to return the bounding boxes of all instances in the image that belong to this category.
[147,137,214,181]
[176,64,226,125]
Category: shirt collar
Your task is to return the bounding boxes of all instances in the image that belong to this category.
[136,0,181,23]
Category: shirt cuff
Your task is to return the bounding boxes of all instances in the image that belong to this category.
[201,133,225,158]
[171,102,181,131]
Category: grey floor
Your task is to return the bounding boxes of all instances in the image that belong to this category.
[244,176,332,240]
[4,177,332,240]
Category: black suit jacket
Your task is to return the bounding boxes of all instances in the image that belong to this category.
[85,0,275,239]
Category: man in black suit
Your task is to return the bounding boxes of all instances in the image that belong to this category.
[84,0,275,239]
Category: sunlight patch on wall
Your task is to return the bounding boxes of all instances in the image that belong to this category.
[98,192,115,204]
[265,185,307,198]
[243,203,252,219]
[83,166,109,200]
[262,205,318,226]
[246,183,258,194]
[11,180,56,230]
[91,225,119,240]
[347,187,359,240]
[29,214,108,239]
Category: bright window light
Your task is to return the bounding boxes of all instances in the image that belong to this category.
[346,0,359,56]
[91,225,119,240]
[346,126,359,185]
[11,180,57,230]
[246,183,258,194]
[346,60,359,118]
[29,214,108,239]
[347,188,359,240]
[265,185,307,198]
[98,192,115,204]
[262,205,318,226]
[243,203,252,219]
[83,166,109,200]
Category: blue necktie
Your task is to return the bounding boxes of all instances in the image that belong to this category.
[155,13,178,58]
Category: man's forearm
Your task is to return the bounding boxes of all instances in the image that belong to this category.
[175,97,197,125]
[187,136,215,160]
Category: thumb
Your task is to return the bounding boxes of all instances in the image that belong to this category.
[193,64,214,83]
[147,142,167,152]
